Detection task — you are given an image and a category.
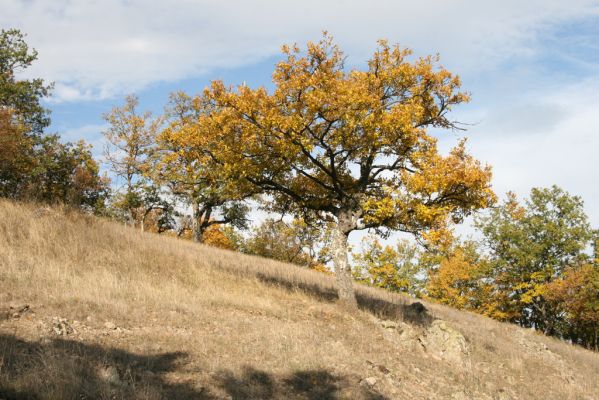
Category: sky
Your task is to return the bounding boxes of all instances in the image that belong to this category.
[3,0,599,233]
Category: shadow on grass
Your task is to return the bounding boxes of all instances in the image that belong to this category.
[256,272,433,327]
[0,333,387,399]
[214,366,387,400]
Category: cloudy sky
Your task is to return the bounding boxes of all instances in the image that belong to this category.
[3,0,599,228]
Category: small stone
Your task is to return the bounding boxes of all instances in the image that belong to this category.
[361,377,378,387]
[7,304,30,319]
[104,321,117,330]
[377,365,391,375]
[51,317,73,335]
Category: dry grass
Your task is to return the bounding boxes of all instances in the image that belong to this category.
[1,199,598,399]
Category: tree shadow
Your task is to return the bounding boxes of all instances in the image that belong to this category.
[0,333,207,400]
[214,366,388,400]
[255,272,433,327]
[256,273,338,302]
[0,334,388,399]
[356,295,433,327]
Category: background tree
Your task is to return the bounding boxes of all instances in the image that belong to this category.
[192,34,495,306]
[353,235,423,297]
[154,92,252,242]
[0,109,34,197]
[135,184,177,233]
[0,28,52,135]
[425,241,497,314]
[474,186,593,334]
[545,263,599,349]
[103,95,162,226]
[1,29,107,210]
[241,218,333,269]
[33,138,109,211]
[202,224,236,250]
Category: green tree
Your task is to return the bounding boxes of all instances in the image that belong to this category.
[475,186,594,333]
[34,137,109,211]
[0,28,52,135]
[0,30,107,210]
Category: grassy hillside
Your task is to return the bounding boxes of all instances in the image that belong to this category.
[1,200,598,400]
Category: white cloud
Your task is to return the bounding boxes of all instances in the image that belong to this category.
[5,0,599,227]
[3,0,599,101]
[464,77,599,225]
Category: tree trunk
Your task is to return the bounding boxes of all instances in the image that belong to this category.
[140,207,152,233]
[127,207,136,228]
[191,202,203,243]
[331,211,357,308]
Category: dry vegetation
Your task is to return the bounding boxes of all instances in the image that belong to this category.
[1,200,598,400]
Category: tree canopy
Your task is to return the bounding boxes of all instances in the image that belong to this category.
[177,34,495,305]
[1,29,107,210]
[0,29,52,135]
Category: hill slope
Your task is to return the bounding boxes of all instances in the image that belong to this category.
[1,200,598,400]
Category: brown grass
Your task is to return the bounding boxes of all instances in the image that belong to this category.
[1,199,598,399]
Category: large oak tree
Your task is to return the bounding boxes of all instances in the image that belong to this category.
[182,35,495,307]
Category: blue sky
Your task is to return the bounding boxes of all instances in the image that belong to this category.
[3,0,599,230]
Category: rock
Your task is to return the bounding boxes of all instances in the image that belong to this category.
[381,320,398,329]
[1,304,30,320]
[52,317,74,336]
[361,377,378,387]
[377,365,391,375]
[366,360,391,375]
[104,321,117,330]
[420,320,469,365]
[98,365,120,384]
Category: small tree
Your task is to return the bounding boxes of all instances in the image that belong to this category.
[242,218,333,268]
[425,241,494,313]
[103,95,162,226]
[183,35,495,307]
[353,235,423,297]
